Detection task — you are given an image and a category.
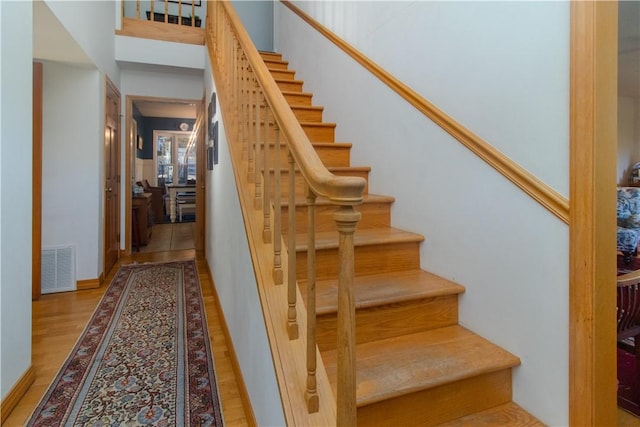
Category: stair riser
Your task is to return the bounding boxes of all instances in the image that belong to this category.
[259,104,323,122]
[284,92,313,106]
[263,60,288,70]
[296,241,421,280]
[357,370,513,427]
[277,80,304,92]
[281,201,391,234]
[259,142,350,168]
[260,52,283,61]
[251,122,335,143]
[315,295,460,352]
[269,69,296,80]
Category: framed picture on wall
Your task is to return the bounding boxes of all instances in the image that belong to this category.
[213,121,219,165]
[137,135,143,150]
[207,145,214,170]
[210,92,216,118]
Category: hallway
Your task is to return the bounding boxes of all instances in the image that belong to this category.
[2,250,249,426]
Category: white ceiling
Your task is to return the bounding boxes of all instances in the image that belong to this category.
[33,1,92,66]
[133,99,197,119]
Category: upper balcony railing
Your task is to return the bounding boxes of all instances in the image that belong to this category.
[117,0,206,45]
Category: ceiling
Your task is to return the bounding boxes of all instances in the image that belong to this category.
[133,99,197,119]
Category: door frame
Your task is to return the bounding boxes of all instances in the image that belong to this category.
[569,2,617,425]
[104,77,121,275]
[125,95,204,254]
[32,62,43,301]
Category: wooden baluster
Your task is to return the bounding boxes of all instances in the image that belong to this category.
[287,151,299,340]
[164,0,168,23]
[306,189,319,412]
[191,1,196,27]
[150,0,154,20]
[242,59,250,160]
[334,205,361,427]
[263,105,272,243]
[136,0,140,20]
[237,54,244,151]
[178,0,182,25]
[238,48,244,141]
[254,87,263,210]
[233,43,240,138]
[247,75,255,182]
[273,124,283,285]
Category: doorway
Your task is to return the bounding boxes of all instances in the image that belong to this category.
[125,96,205,255]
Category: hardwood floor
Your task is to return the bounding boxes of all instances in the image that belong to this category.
[2,249,250,426]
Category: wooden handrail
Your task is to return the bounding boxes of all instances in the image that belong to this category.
[220,2,366,206]
[210,2,365,425]
[280,0,569,224]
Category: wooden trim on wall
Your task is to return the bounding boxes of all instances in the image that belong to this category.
[569,2,617,425]
[116,17,205,45]
[205,261,257,427]
[280,0,569,224]
[32,62,43,301]
[195,96,206,255]
[125,96,133,256]
[0,365,36,423]
[76,273,104,291]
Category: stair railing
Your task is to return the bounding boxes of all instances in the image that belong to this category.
[207,1,366,425]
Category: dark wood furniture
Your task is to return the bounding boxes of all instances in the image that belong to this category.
[138,180,165,224]
[132,193,152,245]
[617,269,640,412]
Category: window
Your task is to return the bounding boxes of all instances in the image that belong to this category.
[154,131,196,185]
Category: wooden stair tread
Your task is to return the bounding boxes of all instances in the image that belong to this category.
[302,269,465,315]
[275,77,304,85]
[436,402,544,426]
[281,193,393,208]
[282,90,313,98]
[295,227,424,251]
[321,325,521,407]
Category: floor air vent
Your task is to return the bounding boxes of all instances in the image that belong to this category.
[41,246,76,294]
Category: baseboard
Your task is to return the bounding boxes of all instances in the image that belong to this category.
[205,261,257,427]
[0,365,36,423]
[76,273,103,290]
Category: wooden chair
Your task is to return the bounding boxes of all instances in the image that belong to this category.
[617,270,640,408]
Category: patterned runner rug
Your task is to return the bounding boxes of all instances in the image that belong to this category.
[26,260,224,426]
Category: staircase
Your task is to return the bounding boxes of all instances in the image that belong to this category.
[259,50,543,426]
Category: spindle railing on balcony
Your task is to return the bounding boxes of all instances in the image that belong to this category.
[207,2,366,425]
[118,0,205,45]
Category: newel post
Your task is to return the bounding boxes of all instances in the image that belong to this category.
[334,204,360,427]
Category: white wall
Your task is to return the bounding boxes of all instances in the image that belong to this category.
[618,97,640,185]
[275,2,570,424]
[232,1,274,52]
[204,51,285,426]
[0,0,33,399]
[42,61,102,282]
[115,36,205,70]
[45,0,120,86]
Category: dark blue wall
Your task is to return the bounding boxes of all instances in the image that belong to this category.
[137,117,196,160]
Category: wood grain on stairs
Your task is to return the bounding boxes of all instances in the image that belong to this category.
[322,326,521,426]
[436,402,545,426]
[257,50,540,425]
